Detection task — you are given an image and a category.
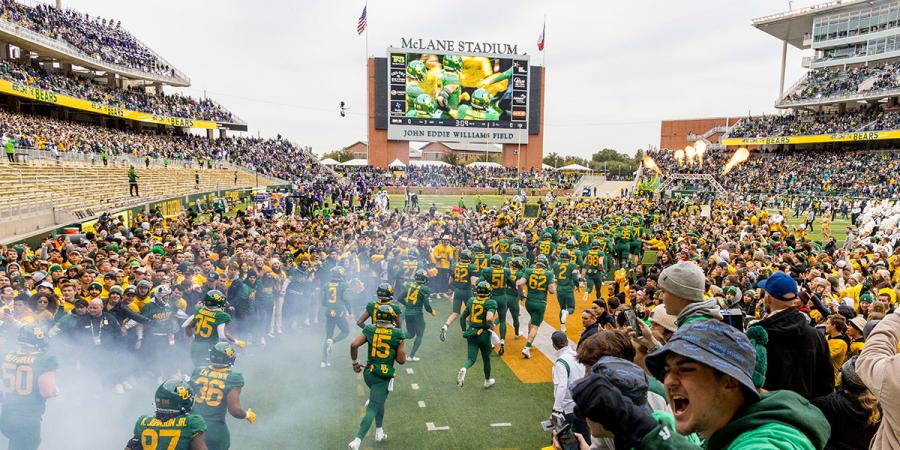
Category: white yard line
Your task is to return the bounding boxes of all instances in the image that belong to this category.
[490,422,512,427]
[418,400,426,408]
[425,422,450,431]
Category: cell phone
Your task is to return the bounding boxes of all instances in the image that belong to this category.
[624,309,642,337]
[555,423,578,450]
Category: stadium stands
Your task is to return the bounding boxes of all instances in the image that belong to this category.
[725,108,895,138]
[0,0,184,80]
[781,62,900,105]
[0,59,238,122]
[338,164,579,190]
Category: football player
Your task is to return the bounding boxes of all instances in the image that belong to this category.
[552,249,580,332]
[516,255,556,358]
[435,55,463,114]
[405,60,426,111]
[348,305,407,450]
[457,281,497,388]
[0,325,58,450]
[190,343,255,450]
[140,285,180,379]
[322,267,352,367]
[453,88,501,121]
[440,250,478,341]
[581,240,606,303]
[126,379,207,450]
[182,290,245,368]
[397,269,434,361]
[404,94,441,119]
[355,283,401,328]
[479,255,514,355]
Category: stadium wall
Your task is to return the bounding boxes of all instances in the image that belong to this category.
[659,117,735,149]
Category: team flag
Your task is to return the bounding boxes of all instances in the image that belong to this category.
[357,6,367,35]
[537,19,545,51]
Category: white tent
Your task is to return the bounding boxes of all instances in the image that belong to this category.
[409,160,450,167]
[542,163,556,170]
[558,163,592,172]
[320,158,340,166]
[388,158,406,168]
[340,158,369,166]
[466,161,503,169]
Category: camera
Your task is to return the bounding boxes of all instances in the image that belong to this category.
[541,412,578,450]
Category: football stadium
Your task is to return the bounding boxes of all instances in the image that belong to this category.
[0,0,898,449]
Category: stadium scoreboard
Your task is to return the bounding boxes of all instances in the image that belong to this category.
[387,47,529,144]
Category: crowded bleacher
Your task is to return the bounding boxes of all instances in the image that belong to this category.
[783,61,900,104]
[337,164,579,190]
[725,108,900,138]
[0,0,177,77]
[0,59,237,122]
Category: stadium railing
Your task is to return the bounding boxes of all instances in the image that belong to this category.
[777,85,900,108]
[0,18,190,86]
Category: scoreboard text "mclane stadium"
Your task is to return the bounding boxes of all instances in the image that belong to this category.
[387,47,529,145]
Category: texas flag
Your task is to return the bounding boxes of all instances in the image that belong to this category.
[537,20,545,51]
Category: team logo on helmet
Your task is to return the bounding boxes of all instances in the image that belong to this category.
[176,385,191,400]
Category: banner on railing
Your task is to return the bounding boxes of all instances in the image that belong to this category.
[721,130,900,146]
[0,80,220,129]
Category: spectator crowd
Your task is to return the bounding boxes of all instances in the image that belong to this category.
[0,60,237,122]
[784,62,900,104]
[337,164,579,191]
[0,0,177,77]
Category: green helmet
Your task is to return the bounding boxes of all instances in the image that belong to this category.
[414,94,435,114]
[513,233,525,245]
[459,249,473,263]
[510,245,523,257]
[475,281,492,298]
[374,304,396,327]
[155,379,194,415]
[406,60,426,81]
[490,254,503,268]
[330,266,345,281]
[505,229,514,238]
[376,283,394,301]
[472,242,485,254]
[414,269,428,284]
[442,55,462,72]
[209,342,237,367]
[204,289,226,308]
[511,257,525,270]
[566,238,577,248]
[559,249,572,262]
[535,254,549,267]
[541,232,551,240]
[591,239,601,249]
[17,325,47,350]
[471,88,491,110]
[405,247,420,260]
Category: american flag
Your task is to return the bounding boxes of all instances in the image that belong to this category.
[537,19,545,51]
[357,6,367,35]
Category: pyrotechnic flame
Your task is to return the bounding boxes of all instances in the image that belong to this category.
[642,156,661,175]
[694,140,707,164]
[674,148,685,165]
[722,147,750,175]
[685,145,696,165]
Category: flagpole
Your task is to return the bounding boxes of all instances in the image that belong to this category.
[365,2,370,163]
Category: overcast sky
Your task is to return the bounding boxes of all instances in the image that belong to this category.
[61,0,816,158]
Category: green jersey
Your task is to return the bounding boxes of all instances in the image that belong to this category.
[479,267,514,298]
[362,324,406,379]
[464,296,498,330]
[190,366,245,423]
[398,259,420,283]
[454,104,500,121]
[132,414,206,450]
[494,239,512,255]
[472,253,490,271]
[452,263,478,293]
[575,231,592,252]
[521,267,554,302]
[365,301,401,324]
[536,240,556,257]
[584,249,605,273]
[141,300,178,335]
[1,351,57,416]
[399,282,432,316]
[552,262,579,291]
[323,280,351,318]
[191,307,231,344]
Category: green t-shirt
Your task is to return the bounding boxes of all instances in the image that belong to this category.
[132,414,207,450]
[192,307,232,344]
[362,324,406,379]
[399,281,432,316]
[1,351,57,416]
[552,262,578,290]
[322,280,351,318]
[521,267,554,302]
[190,366,245,423]
[463,296,498,330]
[141,301,178,335]
[452,263,478,293]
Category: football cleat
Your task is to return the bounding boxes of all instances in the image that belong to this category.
[457,368,467,387]
[326,338,334,355]
[521,346,531,359]
[498,343,505,356]
[440,325,448,342]
[375,428,388,442]
[484,379,495,389]
[348,438,361,450]
[560,323,567,332]
[408,356,420,362]
[320,362,327,368]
